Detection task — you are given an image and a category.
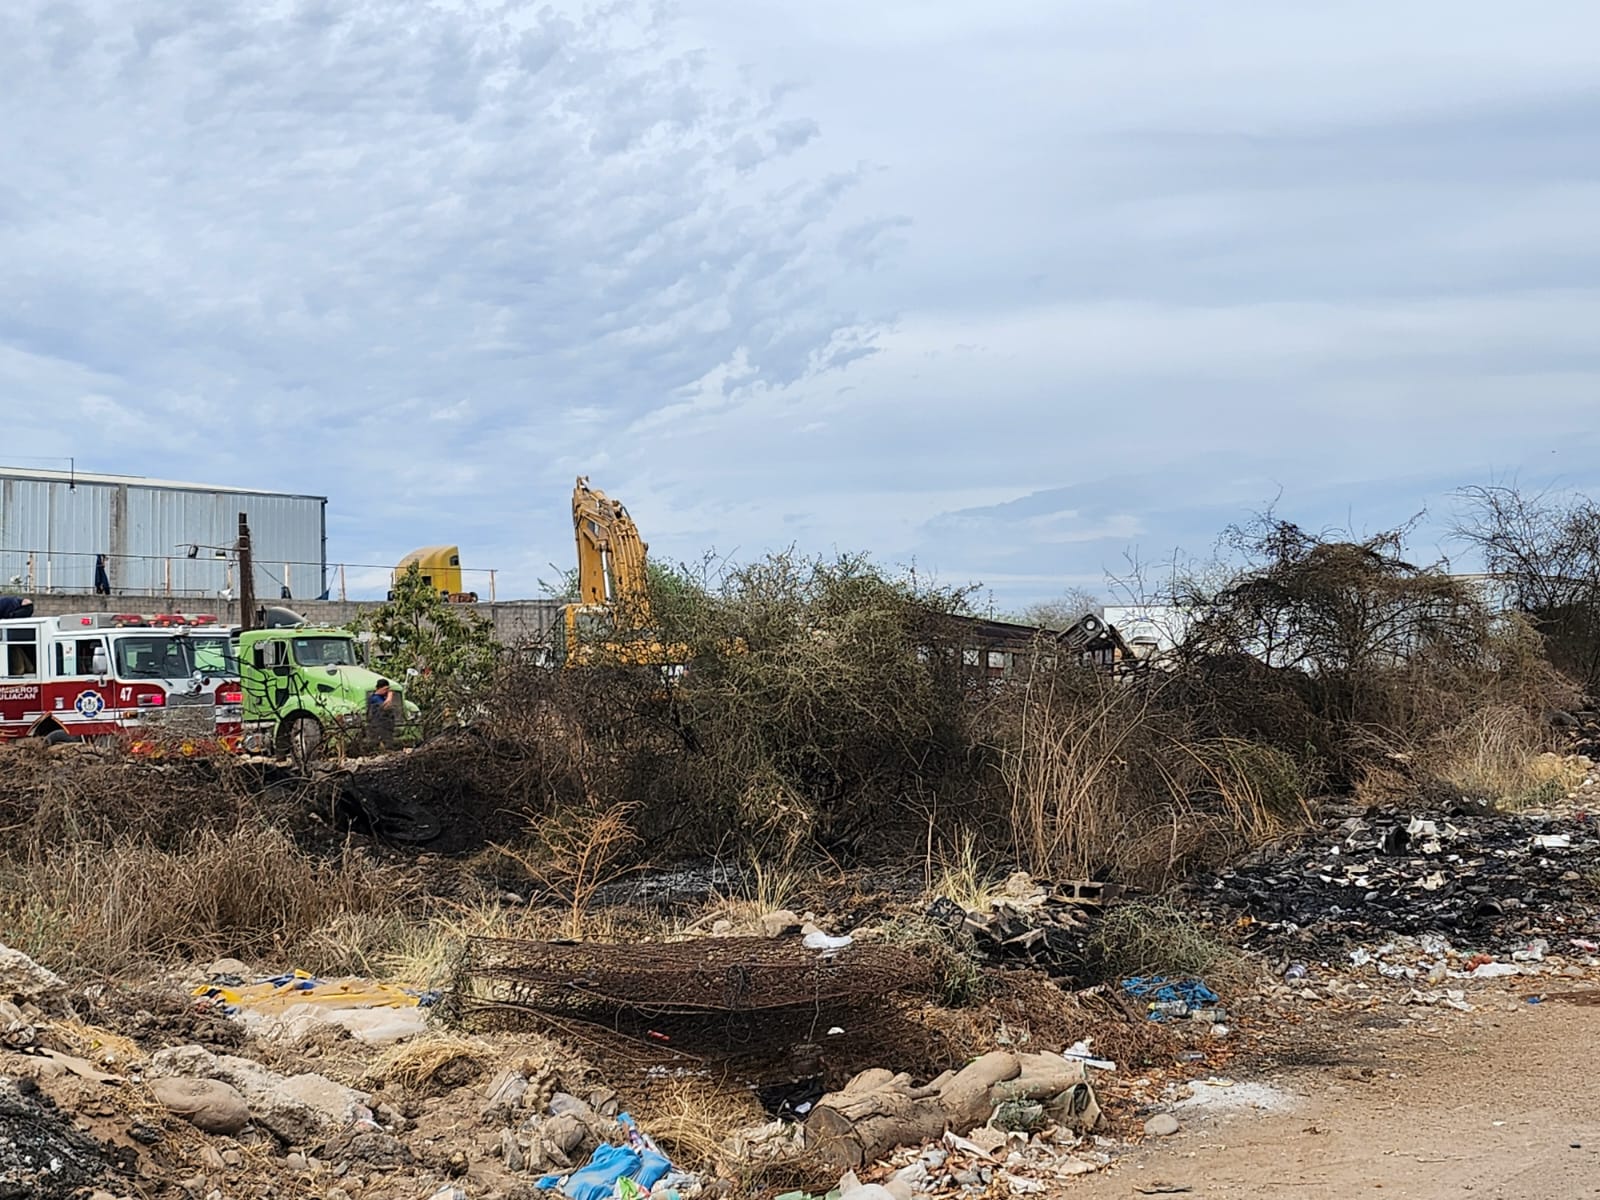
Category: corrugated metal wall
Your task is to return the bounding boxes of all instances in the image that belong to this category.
[0,474,326,599]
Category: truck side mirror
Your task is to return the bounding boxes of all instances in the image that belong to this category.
[91,647,109,677]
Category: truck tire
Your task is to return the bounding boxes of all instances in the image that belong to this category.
[288,716,324,765]
[42,729,79,746]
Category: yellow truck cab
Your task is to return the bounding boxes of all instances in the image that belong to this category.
[391,547,477,602]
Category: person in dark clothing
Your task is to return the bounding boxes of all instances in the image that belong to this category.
[94,555,112,595]
[0,597,34,620]
[367,678,399,750]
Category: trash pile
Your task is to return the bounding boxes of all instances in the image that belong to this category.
[714,1045,1113,1195]
[852,1126,1114,1198]
[926,874,1120,978]
[1194,801,1600,956]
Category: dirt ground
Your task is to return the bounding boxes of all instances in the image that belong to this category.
[1075,990,1600,1199]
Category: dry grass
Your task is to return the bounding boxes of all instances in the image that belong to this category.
[1000,665,1314,888]
[364,1033,499,1093]
[1428,704,1580,808]
[930,829,1004,911]
[1089,900,1254,994]
[0,824,415,977]
[48,1018,146,1067]
[630,1075,767,1173]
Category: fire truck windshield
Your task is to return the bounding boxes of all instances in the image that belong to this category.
[114,634,239,681]
[291,637,358,667]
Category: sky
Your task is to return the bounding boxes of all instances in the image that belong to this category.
[3,1,1598,609]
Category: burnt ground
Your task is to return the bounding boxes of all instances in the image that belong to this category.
[0,1079,106,1200]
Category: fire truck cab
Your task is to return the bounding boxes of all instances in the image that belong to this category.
[0,611,243,750]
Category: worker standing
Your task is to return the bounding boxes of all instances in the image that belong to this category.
[367,678,399,750]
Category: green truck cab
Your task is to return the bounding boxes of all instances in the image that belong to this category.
[235,627,418,759]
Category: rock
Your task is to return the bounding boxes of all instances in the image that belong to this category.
[0,999,35,1049]
[1144,1113,1181,1137]
[222,1149,242,1167]
[758,909,801,937]
[149,1045,369,1146]
[285,1152,309,1172]
[149,1077,251,1135]
[319,1130,411,1168]
[0,942,67,1004]
[205,958,249,979]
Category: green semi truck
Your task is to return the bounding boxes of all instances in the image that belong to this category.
[235,625,417,759]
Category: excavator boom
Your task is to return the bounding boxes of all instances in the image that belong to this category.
[571,476,654,627]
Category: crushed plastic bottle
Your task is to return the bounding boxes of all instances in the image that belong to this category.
[1284,963,1308,981]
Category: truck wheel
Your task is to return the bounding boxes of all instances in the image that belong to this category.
[288,716,324,765]
[42,729,79,746]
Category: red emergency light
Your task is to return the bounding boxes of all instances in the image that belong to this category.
[217,689,242,705]
[136,693,166,707]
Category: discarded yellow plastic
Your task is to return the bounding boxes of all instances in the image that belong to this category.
[193,971,422,1015]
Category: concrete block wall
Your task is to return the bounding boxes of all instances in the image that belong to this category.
[22,593,561,647]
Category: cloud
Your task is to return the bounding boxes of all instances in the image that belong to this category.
[4,0,1599,608]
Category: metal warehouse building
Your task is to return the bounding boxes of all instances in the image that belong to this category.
[0,466,327,600]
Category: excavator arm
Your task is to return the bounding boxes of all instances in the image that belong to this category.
[571,476,654,627]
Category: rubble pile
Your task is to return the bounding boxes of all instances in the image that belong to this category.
[926,874,1120,978]
[1195,800,1600,955]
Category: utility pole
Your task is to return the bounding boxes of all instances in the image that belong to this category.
[237,513,255,631]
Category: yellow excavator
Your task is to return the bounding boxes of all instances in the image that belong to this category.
[560,476,687,667]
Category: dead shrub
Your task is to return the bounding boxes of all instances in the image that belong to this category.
[492,802,642,939]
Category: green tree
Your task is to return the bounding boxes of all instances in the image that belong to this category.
[349,563,498,735]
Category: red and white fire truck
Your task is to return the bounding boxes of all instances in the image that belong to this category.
[0,611,242,751]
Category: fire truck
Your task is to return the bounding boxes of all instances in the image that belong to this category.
[0,611,242,751]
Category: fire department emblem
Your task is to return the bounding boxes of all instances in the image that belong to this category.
[74,690,105,718]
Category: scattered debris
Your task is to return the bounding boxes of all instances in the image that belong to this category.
[924,876,1118,977]
[1197,802,1600,954]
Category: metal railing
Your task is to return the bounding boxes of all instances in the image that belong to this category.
[0,548,500,603]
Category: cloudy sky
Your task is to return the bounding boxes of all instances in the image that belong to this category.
[3,1,1597,608]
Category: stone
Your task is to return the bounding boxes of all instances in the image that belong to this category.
[0,941,67,1004]
[206,958,249,979]
[149,1045,369,1145]
[1144,1113,1181,1137]
[758,909,802,938]
[0,998,35,1049]
[149,1077,251,1136]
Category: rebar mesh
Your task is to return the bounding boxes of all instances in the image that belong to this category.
[450,935,931,1020]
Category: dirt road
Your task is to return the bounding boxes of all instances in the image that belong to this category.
[1075,993,1600,1199]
